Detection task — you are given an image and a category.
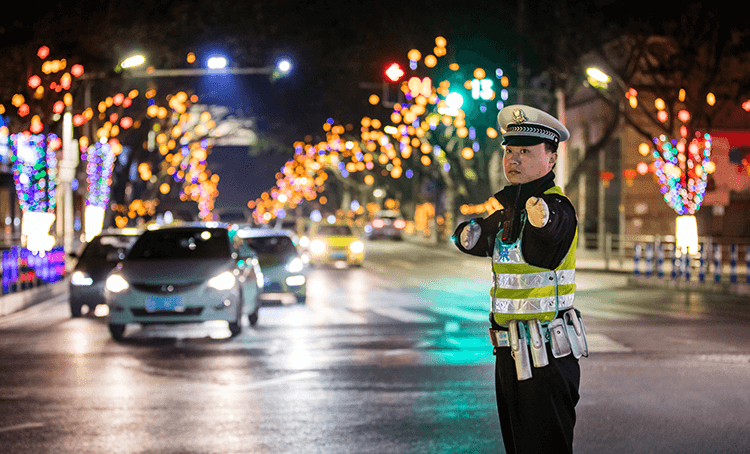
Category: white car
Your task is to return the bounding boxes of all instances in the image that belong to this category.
[104,223,263,340]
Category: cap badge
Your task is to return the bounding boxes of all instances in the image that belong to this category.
[511,108,527,125]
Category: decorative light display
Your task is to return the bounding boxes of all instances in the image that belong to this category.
[651,132,711,215]
[250,36,501,230]
[10,133,58,213]
[86,141,115,209]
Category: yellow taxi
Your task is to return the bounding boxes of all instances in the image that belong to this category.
[307,222,364,267]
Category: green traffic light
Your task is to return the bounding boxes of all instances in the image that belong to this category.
[446,92,464,110]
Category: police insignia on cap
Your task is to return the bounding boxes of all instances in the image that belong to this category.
[511,108,527,125]
[497,104,570,146]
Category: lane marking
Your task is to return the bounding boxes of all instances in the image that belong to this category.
[585,333,632,353]
[370,307,436,323]
[0,422,45,433]
[228,371,321,390]
[391,260,416,270]
[434,306,489,322]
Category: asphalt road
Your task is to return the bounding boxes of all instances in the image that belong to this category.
[0,240,748,454]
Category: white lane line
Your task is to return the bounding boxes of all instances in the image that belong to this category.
[435,306,489,322]
[391,260,416,270]
[228,371,321,390]
[0,422,45,433]
[260,306,366,326]
[316,307,367,325]
[370,307,436,323]
[586,333,632,353]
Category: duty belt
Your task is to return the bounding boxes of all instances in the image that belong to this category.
[488,308,588,381]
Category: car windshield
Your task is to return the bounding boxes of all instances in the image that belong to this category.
[127,228,230,260]
[79,235,135,262]
[245,235,297,255]
[316,225,353,236]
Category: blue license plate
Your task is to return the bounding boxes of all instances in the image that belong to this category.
[330,252,346,259]
[146,295,185,312]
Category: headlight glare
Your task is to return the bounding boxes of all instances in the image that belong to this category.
[285,257,304,273]
[310,240,326,255]
[71,271,93,286]
[349,240,364,254]
[207,271,236,290]
[105,274,130,293]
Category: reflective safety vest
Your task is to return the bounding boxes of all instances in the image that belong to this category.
[491,186,578,326]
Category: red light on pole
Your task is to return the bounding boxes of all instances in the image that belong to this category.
[384,62,405,83]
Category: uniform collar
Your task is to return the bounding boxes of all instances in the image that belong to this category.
[494,171,556,209]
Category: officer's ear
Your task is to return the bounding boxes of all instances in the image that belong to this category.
[549,151,558,167]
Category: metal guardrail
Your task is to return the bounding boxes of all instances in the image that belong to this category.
[584,232,750,285]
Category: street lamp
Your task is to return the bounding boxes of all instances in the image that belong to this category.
[120,55,146,69]
[276,58,292,74]
[586,67,611,88]
[207,56,228,70]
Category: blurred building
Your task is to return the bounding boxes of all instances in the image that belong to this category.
[563,43,750,247]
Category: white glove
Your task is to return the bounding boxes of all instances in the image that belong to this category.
[460,221,482,249]
[525,197,550,228]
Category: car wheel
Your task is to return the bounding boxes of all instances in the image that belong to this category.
[70,303,83,318]
[229,295,244,336]
[108,323,126,341]
[248,309,259,326]
[228,318,243,336]
[295,294,306,304]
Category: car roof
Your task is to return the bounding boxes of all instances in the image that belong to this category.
[143,221,232,231]
[100,227,143,236]
[374,210,402,218]
[236,228,297,239]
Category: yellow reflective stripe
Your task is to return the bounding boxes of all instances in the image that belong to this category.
[491,283,577,299]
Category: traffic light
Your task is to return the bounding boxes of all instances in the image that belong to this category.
[384,62,405,83]
[471,79,494,101]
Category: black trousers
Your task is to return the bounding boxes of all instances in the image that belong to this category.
[494,343,580,454]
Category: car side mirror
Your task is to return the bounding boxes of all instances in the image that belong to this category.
[106,250,126,262]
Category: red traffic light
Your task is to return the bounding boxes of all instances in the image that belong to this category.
[384,62,405,83]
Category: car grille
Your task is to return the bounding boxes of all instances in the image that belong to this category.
[130,308,203,316]
[132,282,203,294]
[264,282,282,292]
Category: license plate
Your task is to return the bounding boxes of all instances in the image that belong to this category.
[146,295,185,312]
[330,252,346,259]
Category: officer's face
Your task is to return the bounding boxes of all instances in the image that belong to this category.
[503,143,557,185]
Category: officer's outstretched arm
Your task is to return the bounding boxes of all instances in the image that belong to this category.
[452,208,503,257]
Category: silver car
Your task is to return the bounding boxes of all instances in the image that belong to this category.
[104,223,263,341]
[239,228,308,304]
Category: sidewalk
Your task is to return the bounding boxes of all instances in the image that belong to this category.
[0,279,68,317]
[401,232,750,296]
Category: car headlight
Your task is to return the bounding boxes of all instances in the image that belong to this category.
[207,271,237,290]
[105,274,130,293]
[310,239,326,255]
[349,240,364,254]
[71,271,93,286]
[299,236,310,248]
[285,257,305,273]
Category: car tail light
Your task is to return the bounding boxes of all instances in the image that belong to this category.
[372,219,385,228]
[394,219,406,229]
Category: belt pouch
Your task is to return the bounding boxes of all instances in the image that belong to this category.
[527,319,549,368]
[547,318,572,358]
[508,320,532,381]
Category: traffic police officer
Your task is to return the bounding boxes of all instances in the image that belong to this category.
[453,104,587,453]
